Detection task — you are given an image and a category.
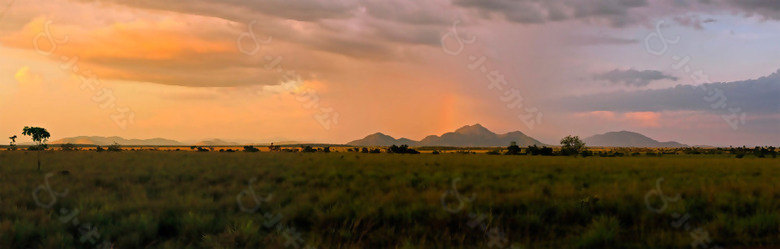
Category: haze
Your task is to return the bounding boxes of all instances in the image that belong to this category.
[0,0,778,146]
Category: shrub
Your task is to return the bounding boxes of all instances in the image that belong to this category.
[387,144,419,154]
[506,141,521,155]
[61,143,77,151]
[96,146,104,152]
[107,143,122,152]
[243,146,259,152]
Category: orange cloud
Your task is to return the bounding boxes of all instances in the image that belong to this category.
[624,112,661,128]
[576,111,661,128]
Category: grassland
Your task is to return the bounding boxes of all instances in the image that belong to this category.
[0,151,778,248]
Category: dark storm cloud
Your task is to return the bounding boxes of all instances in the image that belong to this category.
[568,69,780,114]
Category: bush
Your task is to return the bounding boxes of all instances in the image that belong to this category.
[302,146,317,153]
[107,143,122,152]
[96,146,104,152]
[27,145,46,151]
[387,144,419,154]
[61,143,77,151]
[243,146,259,152]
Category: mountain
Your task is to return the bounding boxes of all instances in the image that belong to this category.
[52,136,182,146]
[583,131,687,147]
[347,132,410,146]
[347,124,545,147]
[195,139,239,146]
[417,124,544,147]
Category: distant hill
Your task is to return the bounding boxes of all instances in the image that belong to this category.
[583,131,687,147]
[418,124,544,147]
[52,136,182,146]
[347,124,545,147]
[346,132,407,146]
[195,139,239,146]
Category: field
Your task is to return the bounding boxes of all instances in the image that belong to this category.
[0,151,778,248]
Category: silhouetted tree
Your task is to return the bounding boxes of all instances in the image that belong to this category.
[269,143,281,152]
[528,145,540,155]
[361,147,369,153]
[302,146,316,153]
[8,135,17,150]
[22,126,50,171]
[560,135,586,156]
[540,147,554,156]
[505,141,521,155]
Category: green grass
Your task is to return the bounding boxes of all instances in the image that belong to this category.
[0,151,777,248]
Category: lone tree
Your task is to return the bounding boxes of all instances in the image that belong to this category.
[506,141,521,155]
[9,135,17,149]
[560,135,586,156]
[22,126,50,170]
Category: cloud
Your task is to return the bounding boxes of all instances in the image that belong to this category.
[673,15,716,29]
[564,34,640,46]
[594,69,678,87]
[567,69,780,114]
[576,110,661,127]
[725,0,780,20]
[453,0,649,27]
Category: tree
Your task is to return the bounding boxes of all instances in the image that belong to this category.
[560,135,586,156]
[107,142,122,152]
[22,126,50,171]
[8,135,17,150]
[505,141,521,155]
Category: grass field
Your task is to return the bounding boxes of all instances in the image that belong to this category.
[0,151,778,248]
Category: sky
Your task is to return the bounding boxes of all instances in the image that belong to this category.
[0,0,778,146]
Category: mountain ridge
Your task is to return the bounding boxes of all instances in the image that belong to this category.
[583,131,687,147]
[347,124,546,147]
